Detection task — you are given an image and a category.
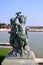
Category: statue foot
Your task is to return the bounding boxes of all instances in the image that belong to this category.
[13,51,17,56]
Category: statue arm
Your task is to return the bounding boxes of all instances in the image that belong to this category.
[25,27,28,38]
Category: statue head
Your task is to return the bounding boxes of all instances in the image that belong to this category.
[15,12,26,24]
[18,15,26,24]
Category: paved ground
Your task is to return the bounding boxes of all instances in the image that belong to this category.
[0,46,12,48]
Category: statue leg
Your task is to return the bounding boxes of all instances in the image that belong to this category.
[23,38,30,52]
[9,35,14,48]
[19,47,23,56]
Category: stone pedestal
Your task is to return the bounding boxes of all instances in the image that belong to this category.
[2,51,38,65]
[2,58,38,65]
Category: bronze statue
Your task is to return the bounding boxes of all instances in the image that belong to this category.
[9,12,30,56]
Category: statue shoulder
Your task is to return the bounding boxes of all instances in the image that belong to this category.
[10,16,18,22]
[10,17,18,25]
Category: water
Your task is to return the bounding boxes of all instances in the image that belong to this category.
[28,32,43,58]
[0,32,10,43]
[0,32,43,58]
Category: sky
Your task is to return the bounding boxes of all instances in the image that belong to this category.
[0,0,43,26]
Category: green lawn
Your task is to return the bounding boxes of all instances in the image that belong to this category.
[0,48,11,65]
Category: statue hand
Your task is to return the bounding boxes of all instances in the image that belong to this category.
[16,16,20,18]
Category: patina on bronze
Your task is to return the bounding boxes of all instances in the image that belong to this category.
[9,12,30,57]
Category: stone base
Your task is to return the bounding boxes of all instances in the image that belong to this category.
[2,58,38,65]
[2,50,38,65]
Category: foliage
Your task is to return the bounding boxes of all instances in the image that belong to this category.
[0,48,11,65]
[0,23,11,28]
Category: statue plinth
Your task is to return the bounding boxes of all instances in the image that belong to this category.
[2,58,37,65]
[2,51,38,65]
